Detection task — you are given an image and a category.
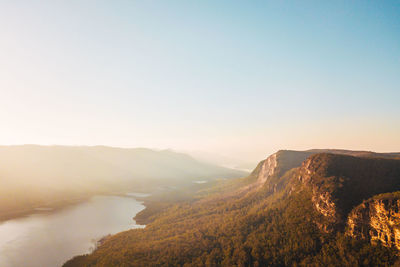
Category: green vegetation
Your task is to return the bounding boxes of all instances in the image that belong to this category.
[65,184,397,266]
[64,152,400,267]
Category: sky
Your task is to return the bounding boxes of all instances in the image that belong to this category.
[1,1,399,163]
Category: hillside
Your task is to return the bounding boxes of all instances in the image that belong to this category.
[63,150,400,266]
[0,145,246,220]
[65,151,400,267]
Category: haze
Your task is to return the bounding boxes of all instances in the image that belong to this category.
[1,1,400,162]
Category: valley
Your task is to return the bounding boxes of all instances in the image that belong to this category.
[64,150,400,266]
[0,145,246,222]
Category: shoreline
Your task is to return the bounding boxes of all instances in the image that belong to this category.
[0,196,92,223]
[0,191,151,223]
[0,193,148,267]
[61,196,148,267]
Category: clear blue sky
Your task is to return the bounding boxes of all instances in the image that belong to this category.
[1,1,399,161]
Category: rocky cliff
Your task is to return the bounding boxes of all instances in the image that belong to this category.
[253,149,400,189]
[252,150,314,189]
[63,149,400,267]
[249,151,400,236]
[291,153,400,251]
[347,192,400,250]
[296,154,400,231]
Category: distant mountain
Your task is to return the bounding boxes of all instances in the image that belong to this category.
[64,149,400,266]
[0,145,246,220]
[184,150,257,172]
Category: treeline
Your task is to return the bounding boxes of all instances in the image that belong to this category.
[64,181,398,267]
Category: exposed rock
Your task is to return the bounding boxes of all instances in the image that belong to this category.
[255,150,313,186]
[297,153,400,231]
[257,152,278,184]
[247,151,400,238]
[312,192,337,219]
[252,149,400,191]
[347,193,400,250]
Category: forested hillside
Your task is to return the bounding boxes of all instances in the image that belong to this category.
[64,150,400,266]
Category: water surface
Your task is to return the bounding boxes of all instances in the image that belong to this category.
[0,195,145,267]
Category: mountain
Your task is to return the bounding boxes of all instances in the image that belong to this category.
[64,149,400,267]
[184,150,257,172]
[0,145,246,220]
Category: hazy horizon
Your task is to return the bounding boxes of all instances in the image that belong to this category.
[1,1,399,162]
[2,2,400,266]
[1,144,400,167]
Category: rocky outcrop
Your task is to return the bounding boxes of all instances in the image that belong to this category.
[256,153,278,185]
[297,153,400,232]
[347,193,400,250]
[255,150,313,185]
[252,149,400,191]
[248,151,400,236]
[296,154,341,230]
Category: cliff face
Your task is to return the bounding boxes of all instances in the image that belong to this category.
[251,152,400,234]
[254,150,313,187]
[256,153,278,185]
[63,150,400,267]
[252,149,400,190]
[296,153,400,232]
[347,193,400,250]
[296,154,341,230]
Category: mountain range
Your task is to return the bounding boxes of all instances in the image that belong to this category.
[0,145,246,220]
[64,149,400,266]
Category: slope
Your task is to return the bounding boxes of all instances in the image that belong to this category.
[64,150,400,266]
[0,145,246,220]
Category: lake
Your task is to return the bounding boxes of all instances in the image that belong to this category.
[0,195,146,267]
